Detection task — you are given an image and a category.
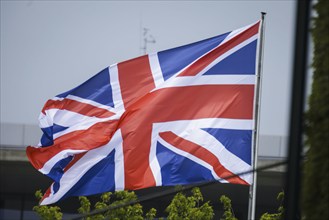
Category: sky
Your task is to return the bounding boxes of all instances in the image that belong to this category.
[0,0,297,136]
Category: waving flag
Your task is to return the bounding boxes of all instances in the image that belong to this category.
[27,21,260,205]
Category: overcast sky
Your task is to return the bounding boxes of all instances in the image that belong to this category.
[0,0,297,136]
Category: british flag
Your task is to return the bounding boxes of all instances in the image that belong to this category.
[27,20,261,205]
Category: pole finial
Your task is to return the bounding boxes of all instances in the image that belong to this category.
[261,12,267,21]
[261,12,267,20]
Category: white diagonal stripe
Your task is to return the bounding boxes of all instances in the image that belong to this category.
[149,119,253,185]
[157,136,227,184]
[221,21,259,45]
[40,129,122,205]
[195,36,258,77]
[66,95,115,113]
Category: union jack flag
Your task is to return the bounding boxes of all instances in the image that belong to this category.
[27,20,260,205]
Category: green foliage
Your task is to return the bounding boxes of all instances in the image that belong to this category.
[32,190,63,220]
[303,0,329,219]
[219,195,237,220]
[33,190,153,220]
[32,188,289,220]
[145,208,157,220]
[165,187,214,220]
[81,191,144,220]
[260,191,284,220]
[78,195,91,214]
[78,196,92,220]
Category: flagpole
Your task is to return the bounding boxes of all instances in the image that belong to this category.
[248,12,266,220]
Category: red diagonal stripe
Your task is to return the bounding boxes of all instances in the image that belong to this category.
[63,152,87,172]
[26,120,118,170]
[159,131,248,185]
[40,187,52,204]
[178,22,260,77]
[42,99,115,118]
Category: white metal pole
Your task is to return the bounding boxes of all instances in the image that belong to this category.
[247,12,266,220]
